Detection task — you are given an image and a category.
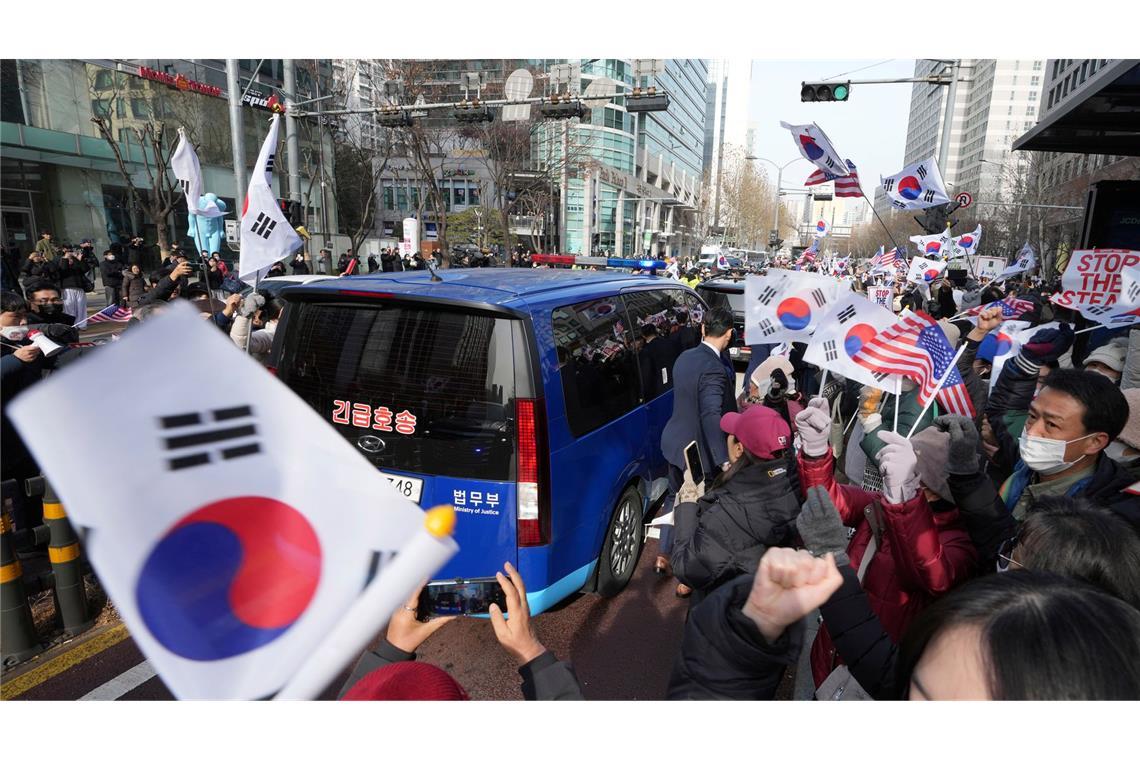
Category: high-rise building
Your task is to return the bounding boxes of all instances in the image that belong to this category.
[1011,59,1139,255]
[702,59,751,234]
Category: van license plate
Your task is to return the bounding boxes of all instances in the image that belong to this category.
[384,473,424,504]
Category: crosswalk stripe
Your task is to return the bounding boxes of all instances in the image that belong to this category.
[78,660,157,701]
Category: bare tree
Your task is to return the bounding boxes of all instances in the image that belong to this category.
[87,69,179,255]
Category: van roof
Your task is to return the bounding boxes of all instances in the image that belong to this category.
[295,269,689,308]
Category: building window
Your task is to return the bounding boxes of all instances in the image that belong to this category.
[1030,91,1038,101]
[1034,61,1042,71]
[131,98,149,118]
[395,186,407,211]
[1080,61,1089,83]
[383,186,394,211]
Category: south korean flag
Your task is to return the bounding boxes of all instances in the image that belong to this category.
[881,157,951,210]
[744,270,845,345]
[171,128,225,219]
[239,114,301,283]
[9,303,457,699]
[804,292,898,392]
[779,121,851,179]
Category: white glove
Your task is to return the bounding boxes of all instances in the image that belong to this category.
[240,293,265,318]
[875,430,920,504]
[795,396,831,457]
[862,412,882,433]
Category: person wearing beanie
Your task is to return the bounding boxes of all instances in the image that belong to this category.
[669,405,803,607]
[338,562,583,701]
[1083,336,1129,384]
[794,396,977,690]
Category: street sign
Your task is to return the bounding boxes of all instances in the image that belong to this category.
[956,192,974,209]
[768,230,779,245]
[225,220,240,248]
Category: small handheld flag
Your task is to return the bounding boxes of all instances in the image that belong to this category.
[779,121,851,178]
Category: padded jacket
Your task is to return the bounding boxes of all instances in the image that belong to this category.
[798,448,977,687]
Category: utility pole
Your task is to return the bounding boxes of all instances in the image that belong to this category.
[937,60,961,176]
[226,59,248,216]
[283,60,302,206]
[560,120,569,253]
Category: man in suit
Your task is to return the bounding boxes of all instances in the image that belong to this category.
[658,306,737,597]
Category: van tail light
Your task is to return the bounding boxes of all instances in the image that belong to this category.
[515,398,549,547]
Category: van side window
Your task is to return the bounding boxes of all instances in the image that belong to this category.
[675,290,705,351]
[622,289,685,401]
[552,297,640,438]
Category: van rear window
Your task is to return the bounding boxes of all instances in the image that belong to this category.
[278,302,520,481]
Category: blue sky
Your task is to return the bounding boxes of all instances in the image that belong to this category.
[746,59,918,197]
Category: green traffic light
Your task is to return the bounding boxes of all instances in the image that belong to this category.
[833,83,850,101]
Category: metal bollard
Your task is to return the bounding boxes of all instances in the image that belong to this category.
[1,498,43,666]
[40,480,94,638]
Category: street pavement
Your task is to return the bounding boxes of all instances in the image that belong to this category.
[4,536,699,701]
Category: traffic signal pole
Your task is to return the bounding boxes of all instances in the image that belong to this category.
[937,60,961,177]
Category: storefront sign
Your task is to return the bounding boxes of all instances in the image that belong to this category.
[137,66,222,97]
[242,88,283,112]
[443,168,476,178]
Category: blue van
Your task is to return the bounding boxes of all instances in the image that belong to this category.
[274,269,707,613]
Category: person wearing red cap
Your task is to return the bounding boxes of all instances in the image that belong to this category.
[669,405,802,607]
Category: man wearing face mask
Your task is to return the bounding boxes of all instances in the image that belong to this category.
[1,291,46,530]
[946,368,1137,533]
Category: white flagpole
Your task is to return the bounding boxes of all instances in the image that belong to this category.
[906,343,969,439]
[892,375,901,434]
[817,368,829,398]
[274,507,458,700]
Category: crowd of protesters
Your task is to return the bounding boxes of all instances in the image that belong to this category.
[3,229,1140,701]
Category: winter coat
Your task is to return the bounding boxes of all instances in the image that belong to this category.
[670,456,802,604]
[798,448,978,688]
[997,454,1140,531]
[290,257,310,275]
[100,258,125,288]
[985,349,1037,480]
[957,333,987,425]
[34,238,57,261]
[230,317,276,363]
[20,257,57,288]
[667,573,801,700]
[338,637,584,700]
[56,255,91,290]
[1,344,45,478]
[121,271,148,308]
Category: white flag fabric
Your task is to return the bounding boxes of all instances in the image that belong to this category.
[1073,260,1140,328]
[995,243,1038,282]
[813,219,830,239]
[9,303,456,700]
[804,292,899,392]
[906,256,948,287]
[171,129,225,219]
[745,270,847,345]
[987,320,1043,392]
[909,230,953,260]
[779,121,851,178]
[948,226,982,259]
[717,253,730,271]
[881,158,950,210]
[239,115,301,282]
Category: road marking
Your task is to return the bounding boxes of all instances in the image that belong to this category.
[79,660,156,701]
[1,623,129,700]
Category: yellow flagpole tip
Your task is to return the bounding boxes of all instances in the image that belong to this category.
[425,505,456,538]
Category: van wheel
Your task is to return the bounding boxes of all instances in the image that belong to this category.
[597,486,644,597]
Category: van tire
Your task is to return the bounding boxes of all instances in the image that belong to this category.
[596,486,644,597]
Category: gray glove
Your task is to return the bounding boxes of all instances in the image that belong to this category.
[875,430,920,504]
[795,486,850,567]
[795,396,831,457]
[240,293,265,318]
[932,415,981,476]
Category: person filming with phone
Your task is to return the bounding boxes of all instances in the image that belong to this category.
[338,561,584,701]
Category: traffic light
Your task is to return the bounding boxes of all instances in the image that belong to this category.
[914,203,958,234]
[625,87,670,113]
[539,99,586,120]
[377,107,413,127]
[801,81,851,102]
[277,199,302,226]
[453,103,494,123]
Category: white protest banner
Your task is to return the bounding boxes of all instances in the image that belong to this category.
[745,270,846,345]
[804,292,899,392]
[870,286,894,308]
[401,217,419,257]
[1051,249,1140,312]
[9,303,457,700]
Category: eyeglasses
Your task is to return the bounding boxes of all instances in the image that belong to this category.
[996,536,1024,573]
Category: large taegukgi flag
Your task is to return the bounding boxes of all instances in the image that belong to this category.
[804,291,899,392]
[779,121,851,178]
[239,114,302,282]
[744,269,846,345]
[881,158,950,210]
[9,303,457,699]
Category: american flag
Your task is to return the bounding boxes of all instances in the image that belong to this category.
[88,304,133,324]
[804,159,863,197]
[851,311,975,418]
[962,294,1035,320]
[798,239,818,267]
